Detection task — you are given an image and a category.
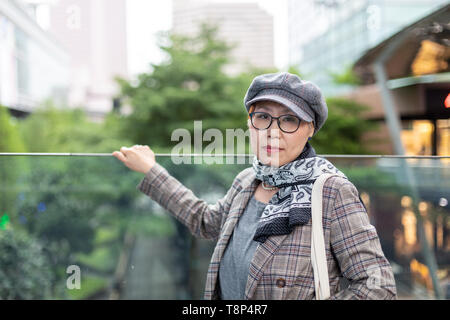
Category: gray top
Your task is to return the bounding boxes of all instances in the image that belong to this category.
[218,194,267,300]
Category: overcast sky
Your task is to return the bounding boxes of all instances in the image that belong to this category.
[126,0,288,77]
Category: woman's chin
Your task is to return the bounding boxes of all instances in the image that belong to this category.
[257,151,283,167]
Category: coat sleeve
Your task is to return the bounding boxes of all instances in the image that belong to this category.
[327,178,398,300]
[136,162,240,240]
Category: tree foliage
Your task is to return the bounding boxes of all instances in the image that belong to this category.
[0,229,52,299]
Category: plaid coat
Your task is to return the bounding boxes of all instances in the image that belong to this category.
[137,162,397,300]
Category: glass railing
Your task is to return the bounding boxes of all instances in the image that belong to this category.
[0,154,449,300]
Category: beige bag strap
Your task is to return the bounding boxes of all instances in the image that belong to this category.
[311,173,342,300]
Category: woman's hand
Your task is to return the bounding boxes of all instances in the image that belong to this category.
[112,145,156,174]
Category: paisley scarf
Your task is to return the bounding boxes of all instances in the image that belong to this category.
[252,142,347,243]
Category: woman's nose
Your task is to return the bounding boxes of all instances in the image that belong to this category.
[267,118,281,137]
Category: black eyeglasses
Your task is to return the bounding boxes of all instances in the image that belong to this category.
[249,111,303,133]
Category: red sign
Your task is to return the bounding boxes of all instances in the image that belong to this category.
[446,93,450,108]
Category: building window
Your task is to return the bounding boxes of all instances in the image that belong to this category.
[401,120,433,156]
[437,119,450,160]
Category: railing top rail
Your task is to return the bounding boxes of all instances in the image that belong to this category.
[0,153,449,159]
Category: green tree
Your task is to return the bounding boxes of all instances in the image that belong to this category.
[18,100,130,153]
[12,101,139,298]
[116,23,253,151]
[0,105,26,152]
[0,228,53,299]
[329,64,362,86]
[312,97,378,154]
[0,105,26,217]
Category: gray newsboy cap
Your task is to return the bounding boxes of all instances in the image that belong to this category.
[244,72,328,136]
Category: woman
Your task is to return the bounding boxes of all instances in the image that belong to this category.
[112,72,397,300]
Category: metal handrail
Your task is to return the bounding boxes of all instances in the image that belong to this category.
[0,153,449,159]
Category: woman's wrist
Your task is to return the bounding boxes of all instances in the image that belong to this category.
[143,162,156,174]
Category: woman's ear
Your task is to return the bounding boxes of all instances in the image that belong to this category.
[309,122,315,138]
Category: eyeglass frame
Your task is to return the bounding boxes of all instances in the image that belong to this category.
[249,111,304,133]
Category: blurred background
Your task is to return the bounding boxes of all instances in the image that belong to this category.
[0,0,449,300]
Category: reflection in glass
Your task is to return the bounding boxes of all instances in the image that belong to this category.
[0,155,448,299]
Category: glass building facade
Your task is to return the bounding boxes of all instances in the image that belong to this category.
[0,0,69,112]
[288,0,449,96]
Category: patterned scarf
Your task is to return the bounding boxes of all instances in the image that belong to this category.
[252,142,347,243]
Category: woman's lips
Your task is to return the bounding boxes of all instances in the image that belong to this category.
[264,145,283,152]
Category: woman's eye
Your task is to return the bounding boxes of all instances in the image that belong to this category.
[282,116,296,122]
[256,113,269,119]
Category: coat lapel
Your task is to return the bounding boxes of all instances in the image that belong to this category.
[243,172,291,299]
[245,232,289,299]
[212,168,290,300]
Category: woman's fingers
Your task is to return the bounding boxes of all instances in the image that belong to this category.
[112,145,156,174]
[112,151,126,162]
[113,146,132,162]
[120,146,131,153]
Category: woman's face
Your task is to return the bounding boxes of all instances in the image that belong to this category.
[248,100,314,167]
